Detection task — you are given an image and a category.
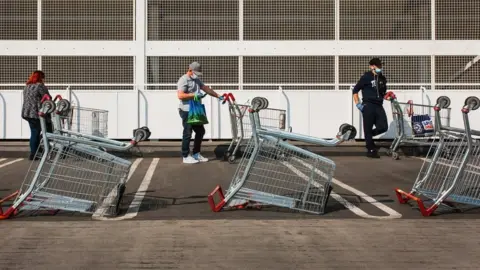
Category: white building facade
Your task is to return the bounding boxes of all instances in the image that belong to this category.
[0,0,479,139]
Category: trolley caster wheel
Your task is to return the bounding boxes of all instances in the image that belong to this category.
[133,128,148,142]
[465,96,480,111]
[338,123,357,140]
[228,155,236,164]
[436,96,451,109]
[392,152,400,160]
[223,151,231,161]
[41,100,56,114]
[140,126,152,140]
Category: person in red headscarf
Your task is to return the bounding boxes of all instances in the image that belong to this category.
[21,70,52,160]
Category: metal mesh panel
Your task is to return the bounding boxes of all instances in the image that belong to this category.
[42,0,134,40]
[243,0,335,40]
[42,56,134,90]
[147,0,239,40]
[146,56,238,90]
[0,0,37,40]
[339,56,431,89]
[243,56,335,90]
[339,0,431,40]
[0,56,38,89]
[436,0,480,40]
[435,56,480,90]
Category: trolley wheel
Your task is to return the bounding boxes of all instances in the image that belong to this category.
[436,96,451,109]
[465,96,480,111]
[392,152,400,160]
[251,97,269,111]
[56,99,71,114]
[339,123,357,140]
[140,126,152,139]
[223,151,231,161]
[42,100,56,114]
[228,155,236,164]
[133,128,148,142]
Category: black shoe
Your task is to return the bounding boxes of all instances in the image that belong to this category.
[366,150,380,159]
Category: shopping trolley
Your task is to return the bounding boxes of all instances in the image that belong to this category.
[0,95,151,219]
[208,96,357,215]
[57,103,109,137]
[222,92,289,164]
[384,91,452,160]
[395,96,480,217]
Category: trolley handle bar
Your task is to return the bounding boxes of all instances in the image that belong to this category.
[40,94,51,103]
[53,95,63,102]
[221,92,235,105]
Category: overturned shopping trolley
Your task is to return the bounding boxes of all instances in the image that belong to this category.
[208,97,357,215]
[385,91,451,160]
[0,95,151,219]
[222,92,289,164]
[395,96,480,216]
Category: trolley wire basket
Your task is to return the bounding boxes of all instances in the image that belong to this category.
[221,92,289,164]
[395,96,480,217]
[58,105,109,138]
[208,96,357,215]
[384,91,452,160]
[0,95,151,219]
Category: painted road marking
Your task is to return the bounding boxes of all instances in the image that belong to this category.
[0,158,7,163]
[288,158,402,219]
[0,158,23,169]
[94,158,159,221]
[92,158,143,220]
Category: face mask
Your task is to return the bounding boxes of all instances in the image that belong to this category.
[190,73,198,79]
[375,68,382,73]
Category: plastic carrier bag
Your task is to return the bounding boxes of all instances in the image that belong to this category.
[187,98,209,125]
[411,114,434,136]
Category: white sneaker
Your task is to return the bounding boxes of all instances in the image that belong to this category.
[183,155,199,164]
[193,153,209,162]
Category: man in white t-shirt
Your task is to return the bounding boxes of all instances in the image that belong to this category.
[177,62,223,164]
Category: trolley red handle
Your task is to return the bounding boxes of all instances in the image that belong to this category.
[226,92,235,102]
[40,94,51,103]
[53,95,63,102]
[221,93,236,104]
[407,100,414,117]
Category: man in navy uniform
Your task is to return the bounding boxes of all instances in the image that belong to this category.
[352,58,388,158]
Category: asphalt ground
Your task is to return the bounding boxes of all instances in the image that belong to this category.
[1,151,480,269]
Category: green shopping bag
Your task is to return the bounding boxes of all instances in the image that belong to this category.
[187,98,209,125]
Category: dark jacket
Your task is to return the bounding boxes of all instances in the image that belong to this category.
[352,71,387,105]
[22,83,52,119]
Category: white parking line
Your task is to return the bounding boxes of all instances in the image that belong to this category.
[0,158,7,163]
[0,158,23,169]
[94,158,159,221]
[287,158,402,219]
[92,158,143,220]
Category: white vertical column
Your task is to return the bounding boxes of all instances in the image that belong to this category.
[238,0,244,90]
[431,0,436,90]
[334,0,340,91]
[37,0,42,70]
[135,0,146,128]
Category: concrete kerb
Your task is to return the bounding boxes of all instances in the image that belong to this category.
[0,140,428,158]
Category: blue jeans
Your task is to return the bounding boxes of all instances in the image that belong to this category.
[179,109,205,157]
[26,118,42,158]
[25,117,52,158]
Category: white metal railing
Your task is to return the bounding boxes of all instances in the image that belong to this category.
[3,83,480,88]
